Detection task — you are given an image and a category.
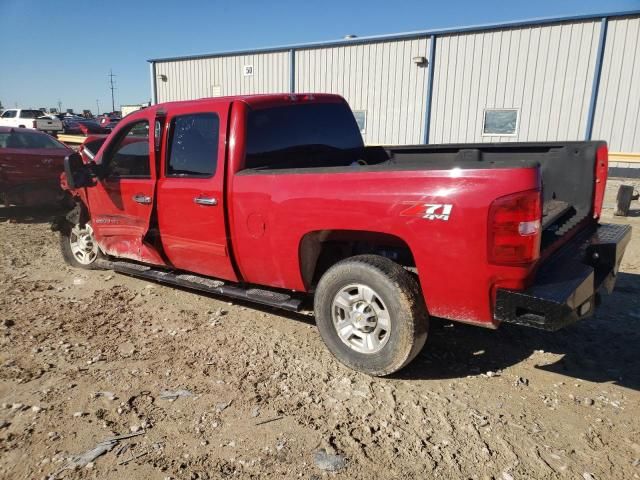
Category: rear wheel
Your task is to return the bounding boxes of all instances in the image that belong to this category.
[314,255,428,376]
[60,222,102,269]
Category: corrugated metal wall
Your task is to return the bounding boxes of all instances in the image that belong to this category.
[429,20,601,143]
[295,38,430,145]
[592,16,640,152]
[151,14,640,152]
[155,51,289,102]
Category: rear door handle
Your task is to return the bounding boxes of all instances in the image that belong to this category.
[194,196,218,206]
[132,194,152,204]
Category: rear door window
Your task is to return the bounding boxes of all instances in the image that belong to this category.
[167,113,219,177]
[20,110,44,119]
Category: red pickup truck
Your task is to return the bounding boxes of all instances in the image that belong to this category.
[57,94,631,376]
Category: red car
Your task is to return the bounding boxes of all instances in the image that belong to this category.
[0,127,73,207]
[58,94,631,376]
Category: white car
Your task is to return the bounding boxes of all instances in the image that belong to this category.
[0,109,63,135]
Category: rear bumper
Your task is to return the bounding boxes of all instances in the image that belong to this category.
[494,223,632,331]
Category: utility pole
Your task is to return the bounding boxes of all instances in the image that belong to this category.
[108,70,117,113]
[96,99,100,116]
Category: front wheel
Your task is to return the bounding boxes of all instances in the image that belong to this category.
[60,222,102,269]
[314,255,428,376]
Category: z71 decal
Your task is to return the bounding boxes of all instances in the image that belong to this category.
[400,203,453,221]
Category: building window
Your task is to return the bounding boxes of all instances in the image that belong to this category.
[483,109,519,136]
[353,110,366,133]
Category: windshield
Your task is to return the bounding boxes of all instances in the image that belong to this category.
[0,131,67,149]
[245,102,364,170]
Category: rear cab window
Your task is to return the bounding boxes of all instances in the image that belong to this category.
[20,110,44,119]
[244,102,364,170]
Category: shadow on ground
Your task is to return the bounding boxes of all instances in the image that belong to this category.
[398,272,640,391]
[116,268,640,390]
[0,206,64,224]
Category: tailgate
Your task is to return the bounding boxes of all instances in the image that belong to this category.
[37,118,61,130]
[538,142,608,253]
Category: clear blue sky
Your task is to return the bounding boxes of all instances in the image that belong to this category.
[1,0,638,113]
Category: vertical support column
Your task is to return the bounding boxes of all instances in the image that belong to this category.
[585,17,608,140]
[149,62,158,105]
[423,35,436,144]
[289,49,296,93]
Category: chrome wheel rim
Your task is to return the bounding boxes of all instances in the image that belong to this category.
[331,284,391,354]
[69,223,98,265]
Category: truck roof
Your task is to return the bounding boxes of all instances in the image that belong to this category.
[150,93,345,115]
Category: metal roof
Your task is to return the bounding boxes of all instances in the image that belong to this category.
[148,9,640,63]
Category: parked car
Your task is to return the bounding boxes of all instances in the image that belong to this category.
[57,94,631,376]
[63,118,109,135]
[0,109,63,135]
[97,115,120,129]
[0,127,73,206]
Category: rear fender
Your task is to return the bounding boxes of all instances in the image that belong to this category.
[298,229,417,290]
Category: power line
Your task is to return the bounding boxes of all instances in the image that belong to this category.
[108,69,117,113]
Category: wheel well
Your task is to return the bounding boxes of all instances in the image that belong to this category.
[299,230,416,289]
[65,199,90,225]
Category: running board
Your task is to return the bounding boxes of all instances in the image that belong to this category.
[95,259,304,312]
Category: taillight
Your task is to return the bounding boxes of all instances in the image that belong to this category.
[488,190,542,266]
[593,144,608,219]
[32,120,37,128]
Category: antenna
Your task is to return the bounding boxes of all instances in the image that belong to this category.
[108,70,117,113]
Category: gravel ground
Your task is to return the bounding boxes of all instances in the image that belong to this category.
[0,179,639,480]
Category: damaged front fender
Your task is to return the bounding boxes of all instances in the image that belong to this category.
[50,202,84,232]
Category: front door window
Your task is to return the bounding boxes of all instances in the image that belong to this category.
[102,121,150,178]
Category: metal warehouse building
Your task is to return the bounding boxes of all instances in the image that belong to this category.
[148,10,640,159]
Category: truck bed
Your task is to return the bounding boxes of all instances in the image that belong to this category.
[240,141,602,253]
[380,142,601,251]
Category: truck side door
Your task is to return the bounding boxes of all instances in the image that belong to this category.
[86,116,159,263]
[155,102,237,281]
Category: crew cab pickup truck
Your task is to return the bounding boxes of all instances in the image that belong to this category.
[57,93,631,376]
[0,109,63,135]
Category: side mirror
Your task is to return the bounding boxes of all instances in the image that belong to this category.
[63,152,96,189]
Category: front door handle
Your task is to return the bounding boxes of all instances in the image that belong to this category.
[194,196,218,206]
[132,194,152,204]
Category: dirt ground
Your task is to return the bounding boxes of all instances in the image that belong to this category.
[0,179,639,480]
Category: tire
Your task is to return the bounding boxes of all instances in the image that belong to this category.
[314,255,428,376]
[59,221,103,269]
